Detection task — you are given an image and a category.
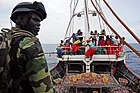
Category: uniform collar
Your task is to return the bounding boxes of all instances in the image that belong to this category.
[11,27,35,38]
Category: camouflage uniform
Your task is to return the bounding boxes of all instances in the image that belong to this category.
[9,27,54,93]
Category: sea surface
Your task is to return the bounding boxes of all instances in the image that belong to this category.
[42,43,140,76]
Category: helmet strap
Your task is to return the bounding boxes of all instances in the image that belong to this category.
[24,13,38,35]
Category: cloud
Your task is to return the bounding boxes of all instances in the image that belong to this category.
[0,0,140,44]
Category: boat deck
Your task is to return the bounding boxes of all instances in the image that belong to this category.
[54,73,134,93]
[58,52,125,61]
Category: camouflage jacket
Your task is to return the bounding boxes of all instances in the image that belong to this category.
[9,27,54,93]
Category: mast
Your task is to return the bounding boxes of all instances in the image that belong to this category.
[84,0,91,73]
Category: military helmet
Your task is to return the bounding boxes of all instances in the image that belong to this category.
[11,1,47,22]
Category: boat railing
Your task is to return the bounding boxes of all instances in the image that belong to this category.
[59,44,124,57]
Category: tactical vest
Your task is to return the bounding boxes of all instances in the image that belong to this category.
[8,27,54,93]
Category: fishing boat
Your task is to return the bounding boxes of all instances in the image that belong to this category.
[50,0,140,93]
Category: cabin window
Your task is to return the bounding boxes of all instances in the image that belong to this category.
[67,62,85,73]
[91,62,112,73]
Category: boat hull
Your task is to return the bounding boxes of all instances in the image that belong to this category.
[114,60,140,93]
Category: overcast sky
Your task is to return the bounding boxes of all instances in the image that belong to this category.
[0,0,140,44]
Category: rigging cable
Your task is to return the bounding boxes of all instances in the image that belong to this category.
[95,0,103,30]
[65,0,79,39]
[69,0,74,38]
[84,0,90,39]
[90,0,140,57]
[69,0,78,37]
[103,0,140,44]
[95,0,112,35]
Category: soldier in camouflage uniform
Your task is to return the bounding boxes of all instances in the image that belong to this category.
[9,1,54,93]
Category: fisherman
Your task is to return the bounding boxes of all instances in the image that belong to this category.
[105,35,112,54]
[71,33,81,54]
[98,29,106,46]
[76,29,83,44]
[85,36,96,60]
[59,40,64,47]
[9,1,54,93]
[99,36,107,54]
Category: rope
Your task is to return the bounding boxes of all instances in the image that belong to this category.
[103,0,140,44]
[90,0,140,57]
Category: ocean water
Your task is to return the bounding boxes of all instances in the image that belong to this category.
[42,43,140,76]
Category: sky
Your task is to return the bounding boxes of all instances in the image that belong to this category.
[0,0,140,44]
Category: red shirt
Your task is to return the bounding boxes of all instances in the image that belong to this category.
[99,40,105,46]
